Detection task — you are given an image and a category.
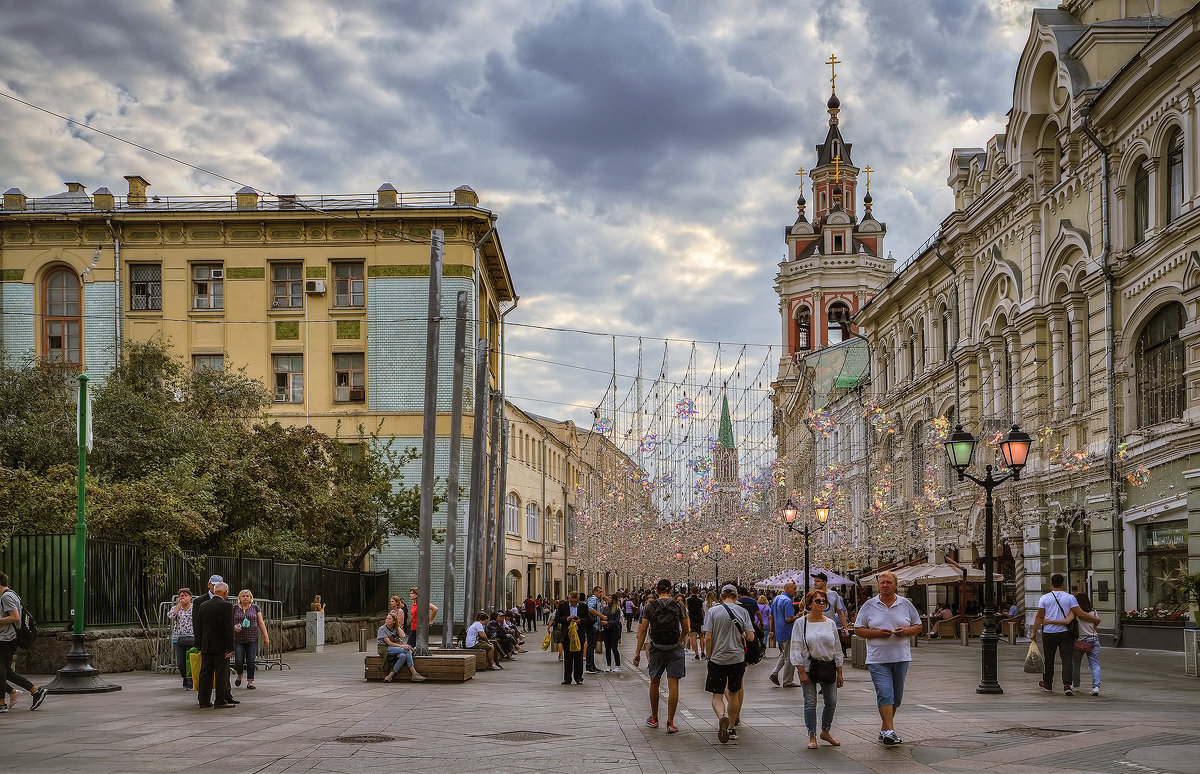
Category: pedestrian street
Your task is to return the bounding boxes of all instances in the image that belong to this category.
[2,635,1197,774]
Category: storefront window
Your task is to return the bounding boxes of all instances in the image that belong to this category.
[1136,522,1188,609]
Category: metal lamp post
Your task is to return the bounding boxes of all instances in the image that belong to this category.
[702,543,731,589]
[783,499,829,596]
[942,423,1033,695]
[675,551,697,588]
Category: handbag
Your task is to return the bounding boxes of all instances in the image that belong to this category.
[802,618,838,683]
[1053,593,1079,638]
[1073,638,1094,653]
[721,603,765,665]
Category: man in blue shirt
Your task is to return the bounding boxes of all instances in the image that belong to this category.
[768,582,800,687]
[584,585,607,673]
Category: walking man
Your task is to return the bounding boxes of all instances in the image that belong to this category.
[0,572,49,712]
[196,582,236,709]
[1032,573,1087,695]
[633,578,688,733]
[686,587,705,660]
[768,581,801,687]
[523,594,537,632]
[703,584,755,744]
[812,573,850,656]
[853,571,922,745]
[584,585,607,673]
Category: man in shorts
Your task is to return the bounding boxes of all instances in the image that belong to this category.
[703,584,755,744]
[853,571,922,745]
[633,578,688,734]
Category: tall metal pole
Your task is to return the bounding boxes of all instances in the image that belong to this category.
[46,374,119,693]
[979,468,1001,694]
[803,524,811,598]
[466,339,490,616]
[489,391,504,609]
[442,290,468,648]
[414,230,443,656]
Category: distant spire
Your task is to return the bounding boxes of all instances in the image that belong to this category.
[718,387,735,450]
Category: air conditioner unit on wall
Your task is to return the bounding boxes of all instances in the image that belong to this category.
[210,268,224,279]
[304,279,326,294]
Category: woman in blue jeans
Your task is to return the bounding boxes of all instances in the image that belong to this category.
[233,589,270,689]
[790,590,844,748]
[377,613,426,682]
[1071,592,1102,695]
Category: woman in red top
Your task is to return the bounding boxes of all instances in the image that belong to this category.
[407,587,438,647]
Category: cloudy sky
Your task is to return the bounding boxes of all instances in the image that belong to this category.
[0,0,1052,462]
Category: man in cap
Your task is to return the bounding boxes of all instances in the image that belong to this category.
[702,584,755,744]
[812,573,849,656]
[190,575,223,656]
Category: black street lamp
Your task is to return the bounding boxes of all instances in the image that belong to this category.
[702,543,731,589]
[942,423,1033,695]
[675,551,697,588]
[783,499,829,596]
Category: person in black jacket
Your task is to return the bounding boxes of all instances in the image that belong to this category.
[196,582,236,709]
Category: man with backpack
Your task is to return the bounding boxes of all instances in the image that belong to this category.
[632,578,689,734]
[0,571,49,712]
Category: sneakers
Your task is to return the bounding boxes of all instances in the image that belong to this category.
[718,714,730,744]
[1063,686,1073,696]
[646,715,659,728]
[0,703,7,713]
[489,664,502,671]
[694,653,700,660]
[585,668,600,674]
[727,728,738,741]
[410,675,427,682]
[879,730,901,745]
[1091,686,1100,696]
[29,688,48,711]
[562,680,572,685]
[1038,680,1053,693]
[234,675,242,687]
[666,722,678,734]
[769,673,780,686]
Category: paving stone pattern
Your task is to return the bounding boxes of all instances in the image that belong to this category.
[1,636,1198,773]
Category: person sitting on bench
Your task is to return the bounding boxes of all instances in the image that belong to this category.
[465,612,502,671]
[377,612,427,682]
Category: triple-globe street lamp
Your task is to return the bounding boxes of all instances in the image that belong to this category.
[783,500,830,596]
[942,423,1033,695]
[702,543,731,589]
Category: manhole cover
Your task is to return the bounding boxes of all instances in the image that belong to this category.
[989,727,1078,739]
[335,734,397,744]
[474,731,566,742]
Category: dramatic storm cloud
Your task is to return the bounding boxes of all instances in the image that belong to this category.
[0,0,1050,428]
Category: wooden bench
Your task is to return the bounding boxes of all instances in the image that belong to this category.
[364,654,476,682]
[431,647,490,672]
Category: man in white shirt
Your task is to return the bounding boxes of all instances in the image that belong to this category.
[1031,573,1086,695]
[464,612,501,670]
[853,571,922,746]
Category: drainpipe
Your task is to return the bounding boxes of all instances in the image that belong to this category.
[1079,106,1124,646]
[106,218,122,362]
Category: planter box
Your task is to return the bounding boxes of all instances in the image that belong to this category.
[1120,621,1185,652]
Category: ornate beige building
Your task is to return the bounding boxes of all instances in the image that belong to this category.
[774,0,1200,647]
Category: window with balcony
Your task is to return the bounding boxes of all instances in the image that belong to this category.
[1136,302,1186,427]
[129,264,162,310]
[43,268,81,364]
[271,262,303,309]
[334,353,365,403]
[333,261,365,308]
[273,354,304,403]
[192,264,224,310]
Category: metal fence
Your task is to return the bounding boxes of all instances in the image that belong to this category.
[1,534,389,628]
[155,597,289,674]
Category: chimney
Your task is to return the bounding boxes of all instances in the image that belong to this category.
[377,183,398,208]
[124,175,150,206]
[93,187,115,210]
[64,182,87,194]
[236,186,259,210]
[453,185,478,206]
[3,188,26,211]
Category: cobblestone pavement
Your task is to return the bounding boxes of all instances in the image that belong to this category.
[2,635,1198,773]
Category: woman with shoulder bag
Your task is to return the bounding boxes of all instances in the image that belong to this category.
[790,590,844,749]
[1071,592,1102,696]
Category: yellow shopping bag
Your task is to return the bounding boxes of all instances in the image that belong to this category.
[542,630,552,651]
[188,650,203,692]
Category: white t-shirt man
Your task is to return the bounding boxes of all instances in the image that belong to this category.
[465,620,486,648]
[854,594,921,664]
[1037,590,1078,635]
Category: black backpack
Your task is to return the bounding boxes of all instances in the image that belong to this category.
[4,590,37,649]
[647,598,682,651]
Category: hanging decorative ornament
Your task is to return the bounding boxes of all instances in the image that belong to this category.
[931,415,951,444]
[1124,464,1150,487]
[593,417,614,435]
[807,407,837,438]
[639,434,659,452]
[676,398,697,418]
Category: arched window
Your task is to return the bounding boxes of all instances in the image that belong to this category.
[1167,129,1184,223]
[1136,302,1186,427]
[554,510,563,543]
[828,301,850,344]
[911,420,925,499]
[526,502,541,541]
[940,306,951,361]
[1133,161,1150,243]
[44,268,82,364]
[795,306,812,351]
[506,493,521,535]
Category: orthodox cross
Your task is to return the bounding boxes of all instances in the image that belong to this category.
[832,155,842,182]
[827,53,841,93]
[794,166,806,190]
[863,165,874,191]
